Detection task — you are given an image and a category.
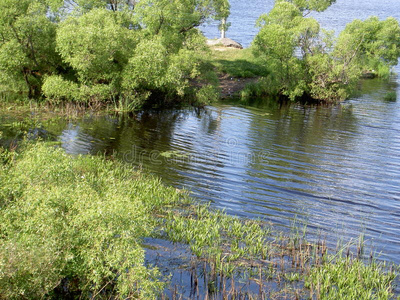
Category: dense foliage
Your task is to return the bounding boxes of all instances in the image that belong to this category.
[252,0,400,102]
[0,0,229,108]
[1,0,400,105]
[0,143,187,298]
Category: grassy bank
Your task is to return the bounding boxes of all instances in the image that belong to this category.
[208,47,268,79]
[0,143,397,299]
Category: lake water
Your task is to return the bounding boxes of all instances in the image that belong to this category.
[201,0,400,48]
[1,0,400,265]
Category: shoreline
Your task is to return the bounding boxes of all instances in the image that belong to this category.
[0,139,397,299]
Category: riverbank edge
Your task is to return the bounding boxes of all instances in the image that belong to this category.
[0,141,397,299]
[0,45,267,113]
[1,44,385,113]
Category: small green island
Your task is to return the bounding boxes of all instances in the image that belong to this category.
[1,0,400,299]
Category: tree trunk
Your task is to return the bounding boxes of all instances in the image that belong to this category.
[221,18,226,39]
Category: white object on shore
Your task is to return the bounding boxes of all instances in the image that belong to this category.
[206,38,243,49]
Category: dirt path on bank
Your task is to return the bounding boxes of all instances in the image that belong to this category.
[218,74,258,99]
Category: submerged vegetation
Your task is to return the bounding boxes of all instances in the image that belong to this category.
[0,0,399,107]
[0,142,397,299]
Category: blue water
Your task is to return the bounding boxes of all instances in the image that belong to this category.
[201,0,400,49]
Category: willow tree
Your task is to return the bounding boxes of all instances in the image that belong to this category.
[253,1,321,100]
[39,0,229,106]
[253,0,400,103]
[0,0,64,97]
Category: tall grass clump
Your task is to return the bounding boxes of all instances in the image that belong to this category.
[305,256,396,299]
[0,143,185,299]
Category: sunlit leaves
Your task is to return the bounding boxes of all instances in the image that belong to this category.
[280,0,336,13]
[336,16,400,76]
[0,143,184,298]
[253,1,319,100]
[56,8,137,83]
[253,0,400,102]
[0,0,61,96]
[0,0,229,104]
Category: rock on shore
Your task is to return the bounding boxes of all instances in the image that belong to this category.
[206,38,243,49]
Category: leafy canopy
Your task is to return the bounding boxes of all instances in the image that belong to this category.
[282,0,336,13]
[0,0,63,97]
[0,0,230,107]
[252,0,400,102]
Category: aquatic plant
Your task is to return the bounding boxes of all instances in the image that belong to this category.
[305,257,396,299]
[384,91,397,102]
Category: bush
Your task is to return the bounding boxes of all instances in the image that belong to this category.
[253,1,400,103]
[42,75,80,103]
[195,84,220,105]
[0,143,184,299]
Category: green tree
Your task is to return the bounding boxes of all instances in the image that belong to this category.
[45,8,138,103]
[253,1,320,100]
[0,0,63,97]
[252,0,400,103]
[308,17,400,101]
[0,0,229,106]
[335,16,400,77]
[40,0,229,107]
[283,0,336,14]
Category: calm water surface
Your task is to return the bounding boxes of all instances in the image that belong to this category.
[1,0,400,265]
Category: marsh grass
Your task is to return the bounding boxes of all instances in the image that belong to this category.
[156,201,397,299]
[306,256,396,299]
[0,142,397,299]
[0,92,135,116]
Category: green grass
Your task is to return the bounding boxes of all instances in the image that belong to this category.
[0,142,397,299]
[305,257,396,299]
[209,47,269,78]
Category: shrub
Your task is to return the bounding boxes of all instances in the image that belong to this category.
[0,143,184,299]
[42,75,80,103]
[253,1,400,103]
